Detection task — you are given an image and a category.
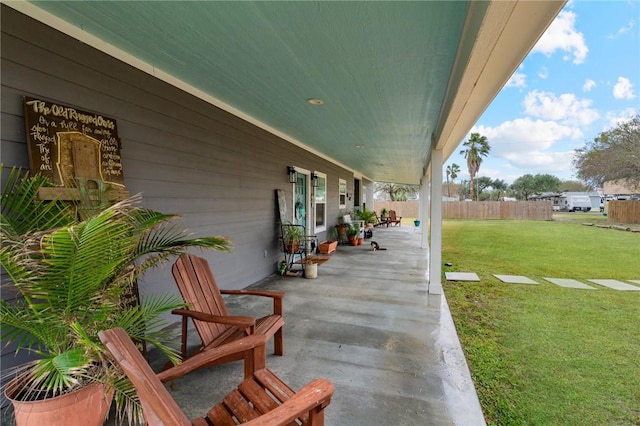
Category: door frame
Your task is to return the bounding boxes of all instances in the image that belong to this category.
[291,166,311,229]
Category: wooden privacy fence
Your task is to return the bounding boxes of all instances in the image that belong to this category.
[608,200,640,224]
[372,200,553,220]
[372,201,419,218]
[443,201,553,220]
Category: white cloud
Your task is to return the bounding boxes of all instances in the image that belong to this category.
[613,76,635,99]
[604,108,638,130]
[506,71,526,88]
[523,90,599,125]
[583,79,596,92]
[472,118,583,156]
[538,67,549,79]
[532,11,588,64]
[502,150,576,173]
[608,19,635,39]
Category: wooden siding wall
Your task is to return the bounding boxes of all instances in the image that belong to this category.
[608,200,640,224]
[1,8,354,298]
[443,201,553,220]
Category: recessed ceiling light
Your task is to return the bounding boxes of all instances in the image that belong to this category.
[355,144,365,149]
[306,98,324,105]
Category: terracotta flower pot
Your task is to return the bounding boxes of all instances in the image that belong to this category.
[5,378,113,426]
[318,240,337,254]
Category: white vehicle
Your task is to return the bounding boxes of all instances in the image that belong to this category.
[562,195,592,212]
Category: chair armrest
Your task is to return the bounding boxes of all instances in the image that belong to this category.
[157,334,268,383]
[221,289,285,299]
[243,378,334,426]
[172,309,255,328]
[220,290,284,317]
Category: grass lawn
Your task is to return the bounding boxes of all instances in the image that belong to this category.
[442,219,640,425]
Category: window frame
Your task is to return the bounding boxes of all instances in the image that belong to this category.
[313,172,327,233]
[339,178,347,209]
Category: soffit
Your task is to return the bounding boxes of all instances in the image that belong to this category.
[13,1,564,184]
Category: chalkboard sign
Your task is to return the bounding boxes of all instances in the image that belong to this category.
[23,96,125,189]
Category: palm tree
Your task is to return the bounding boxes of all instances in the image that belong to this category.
[459,133,490,201]
[445,163,460,197]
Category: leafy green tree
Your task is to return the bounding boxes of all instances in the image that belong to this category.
[457,180,469,200]
[511,175,537,200]
[475,176,493,201]
[574,114,640,189]
[445,163,461,197]
[511,173,561,199]
[535,174,562,193]
[374,182,419,201]
[491,179,509,200]
[459,133,491,201]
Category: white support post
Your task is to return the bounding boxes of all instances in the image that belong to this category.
[429,149,443,294]
[420,178,429,249]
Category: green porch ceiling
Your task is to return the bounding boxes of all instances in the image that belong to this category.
[21,1,564,185]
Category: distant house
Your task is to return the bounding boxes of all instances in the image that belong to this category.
[603,180,640,199]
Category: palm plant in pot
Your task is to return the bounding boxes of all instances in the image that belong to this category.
[355,208,377,227]
[346,224,359,246]
[0,168,230,425]
[282,223,305,253]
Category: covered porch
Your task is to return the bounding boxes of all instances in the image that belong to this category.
[144,225,484,425]
[1,2,564,422]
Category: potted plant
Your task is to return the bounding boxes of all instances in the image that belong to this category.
[282,223,305,253]
[355,208,377,227]
[346,223,359,246]
[0,168,231,425]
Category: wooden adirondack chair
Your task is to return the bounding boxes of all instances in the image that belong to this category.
[171,254,285,377]
[386,210,402,227]
[99,328,334,426]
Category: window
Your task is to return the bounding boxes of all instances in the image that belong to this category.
[314,172,327,232]
[339,179,347,209]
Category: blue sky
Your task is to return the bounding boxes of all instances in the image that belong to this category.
[445,0,640,185]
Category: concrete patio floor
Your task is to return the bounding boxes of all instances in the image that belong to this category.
[145,224,486,425]
[0,225,485,425]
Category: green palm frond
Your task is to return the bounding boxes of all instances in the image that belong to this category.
[28,349,92,395]
[1,181,232,422]
[0,167,75,235]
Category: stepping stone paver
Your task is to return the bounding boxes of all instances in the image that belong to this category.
[445,272,480,282]
[543,278,596,290]
[494,275,538,285]
[587,279,640,291]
